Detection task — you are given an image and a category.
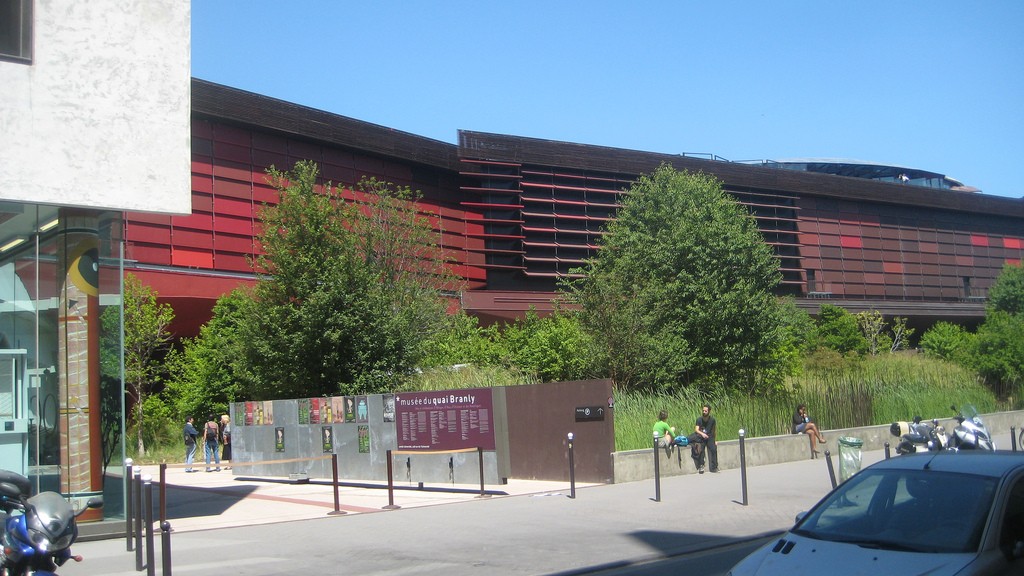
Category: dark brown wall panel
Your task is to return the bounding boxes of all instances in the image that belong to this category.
[504,379,614,483]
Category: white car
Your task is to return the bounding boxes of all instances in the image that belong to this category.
[728,451,1024,575]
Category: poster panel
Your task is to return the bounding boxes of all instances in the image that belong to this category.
[355,396,368,422]
[310,398,321,424]
[322,426,334,453]
[275,427,285,452]
[358,425,369,453]
[395,389,495,451]
[331,396,346,423]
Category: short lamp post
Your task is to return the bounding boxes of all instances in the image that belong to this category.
[567,432,576,499]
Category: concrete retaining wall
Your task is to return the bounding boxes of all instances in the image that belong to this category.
[611,409,1024,483]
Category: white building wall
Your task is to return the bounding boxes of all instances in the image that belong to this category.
[0,0,191,214]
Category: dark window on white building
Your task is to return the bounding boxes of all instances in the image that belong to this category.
[0,0,32,62]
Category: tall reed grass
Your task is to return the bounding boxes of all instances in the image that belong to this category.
[613,353,999,451]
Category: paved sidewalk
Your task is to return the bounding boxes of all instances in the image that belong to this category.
[121,461,586,533]
[61,448,886,575]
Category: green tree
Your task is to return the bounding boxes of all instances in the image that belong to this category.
[118,274,174,456]
[855,309,887,355]
[565,164,785,395]
[163,289,252,422]
[969,311,1024,397]
[766,298,816,382]
[853,309,913,354]
[777,297,817,355]
[237,160,452,399]
[987,263,1024,316]
[813,304,868,356]
[888,316,914,352]
[99,301,125,472]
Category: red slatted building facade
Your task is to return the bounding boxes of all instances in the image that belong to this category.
[124,80,1024,336]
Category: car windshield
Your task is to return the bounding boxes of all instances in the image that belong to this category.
[792,468,997,553]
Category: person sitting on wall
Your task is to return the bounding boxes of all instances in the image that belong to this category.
[792,403,826,454]
[691,404,718,474]
[653,410,677,454]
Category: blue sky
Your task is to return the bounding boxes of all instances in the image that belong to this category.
[192,2,1023,199]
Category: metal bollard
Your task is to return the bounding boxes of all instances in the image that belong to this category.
[134,468,143,571]
[159,463,167,523]
[884,442,891,459]
[328,453,345,515]
[739,429,748,506]
[125,459,134,552]
[652,432,661,502]
[1012,427,1017,452]
[476,446,488,499]
[144,474,155,576]
[161,521,172,576]
[383,450,400,510]
[567,432,576,499]
[824,450,837,489]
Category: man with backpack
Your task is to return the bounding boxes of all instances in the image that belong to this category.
[183,417,199,472]
[204,414,221,472]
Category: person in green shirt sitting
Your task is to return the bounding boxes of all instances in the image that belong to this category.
[653,410,677,453]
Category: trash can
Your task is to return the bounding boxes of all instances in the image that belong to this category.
[838,436,863,483]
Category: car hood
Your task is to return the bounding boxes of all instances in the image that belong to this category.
[730,533,976,576]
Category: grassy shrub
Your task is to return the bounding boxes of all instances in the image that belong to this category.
[398,364,537,392]
[123,416,184,465]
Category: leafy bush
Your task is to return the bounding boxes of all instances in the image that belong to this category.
[988,263,1024,316]
[920,321,973,362]
[802,347,857,373]
[420,311,501,368]
[497,309,594,383]
[813,304,868,355]
[969,311,1024,398]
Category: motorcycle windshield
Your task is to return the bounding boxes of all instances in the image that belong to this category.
[961,404,984,425]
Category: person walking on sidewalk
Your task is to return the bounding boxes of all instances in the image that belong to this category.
[204,414,221,472]
[220,414,232,469]
[183,416,199,472]
[692,404,718,474]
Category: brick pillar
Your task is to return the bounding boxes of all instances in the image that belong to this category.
[57,213,103,522]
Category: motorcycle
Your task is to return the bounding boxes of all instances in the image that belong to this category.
[889,416,946,455]
[0,469,101,575]
[948,404,995,451]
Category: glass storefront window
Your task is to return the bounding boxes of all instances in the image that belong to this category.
[0,204,124,523]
